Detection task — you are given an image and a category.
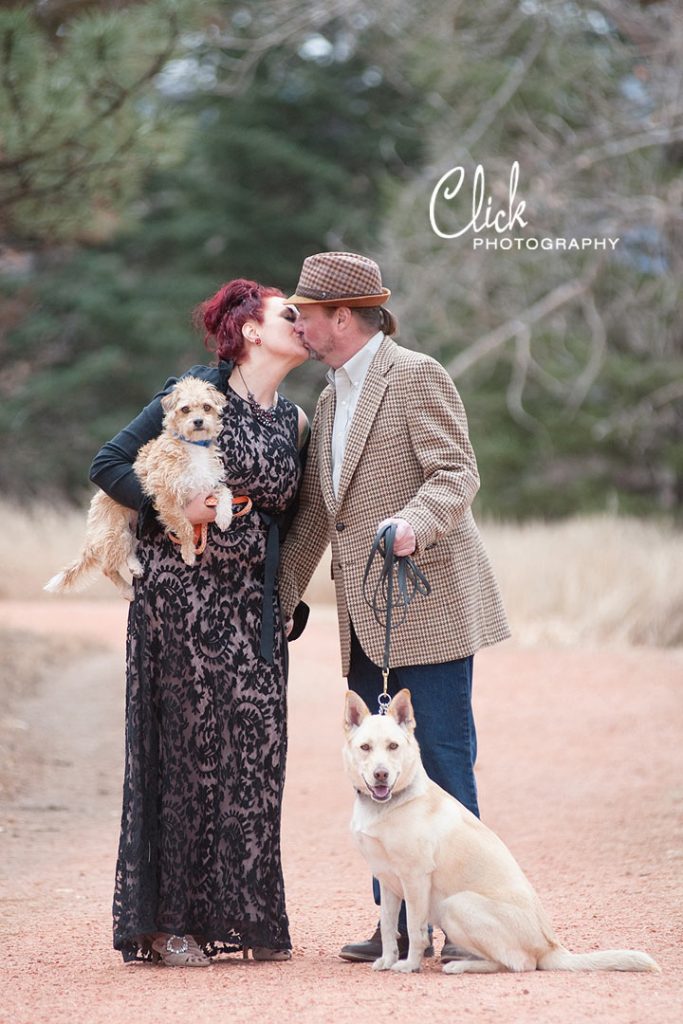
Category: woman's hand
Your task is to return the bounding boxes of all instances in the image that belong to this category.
[184,493,218,525]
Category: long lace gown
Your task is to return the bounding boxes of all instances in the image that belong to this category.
[113,389,301,961]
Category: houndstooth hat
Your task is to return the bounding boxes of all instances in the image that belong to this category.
[288,251,392,307]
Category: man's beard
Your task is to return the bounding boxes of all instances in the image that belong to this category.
[303,343,324,362]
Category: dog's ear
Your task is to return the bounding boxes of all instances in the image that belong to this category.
[161,389,180,414]
[344,691,371,734]
[388,689,416,732]
[204,383,227,411]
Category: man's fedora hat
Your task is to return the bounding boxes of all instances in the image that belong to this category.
[288,251,391,307]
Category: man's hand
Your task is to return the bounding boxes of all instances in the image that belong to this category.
[184,493,218,525]
[377,517,416,557]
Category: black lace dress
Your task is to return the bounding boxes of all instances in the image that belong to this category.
[113,388,301,961]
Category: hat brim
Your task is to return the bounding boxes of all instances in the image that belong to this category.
[287,288,391,307]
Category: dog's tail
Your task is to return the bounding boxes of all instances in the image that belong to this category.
[44,553,98,594]
[538,945,659,973]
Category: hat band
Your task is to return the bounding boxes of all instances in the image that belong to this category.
[295,284,379,301]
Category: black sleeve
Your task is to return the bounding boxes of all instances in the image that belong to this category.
[287,600,310,642]
[89,390,168,510]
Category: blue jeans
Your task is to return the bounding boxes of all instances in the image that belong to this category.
[347,625,479,933]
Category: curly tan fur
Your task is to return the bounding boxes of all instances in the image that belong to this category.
[45,378,233,600]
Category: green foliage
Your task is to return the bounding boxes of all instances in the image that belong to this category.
[0,9,430,499]
[0,2,190,242]
[0,0,680,520]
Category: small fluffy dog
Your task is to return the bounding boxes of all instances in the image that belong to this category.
[343,689,659,976]
[45,377,233,600]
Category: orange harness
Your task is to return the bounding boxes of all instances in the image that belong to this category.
[167,495,253,556]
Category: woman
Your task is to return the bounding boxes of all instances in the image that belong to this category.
[90,279,309,966]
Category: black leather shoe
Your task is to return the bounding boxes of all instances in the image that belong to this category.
[441,941,483,963]
[339,925,434,962]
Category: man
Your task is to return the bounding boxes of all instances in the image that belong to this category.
[279,251,510,963]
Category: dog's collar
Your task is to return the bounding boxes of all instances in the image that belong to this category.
[173,433,214,448]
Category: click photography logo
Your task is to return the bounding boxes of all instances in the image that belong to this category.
[429,160,620,253]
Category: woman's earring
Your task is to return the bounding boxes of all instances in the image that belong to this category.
[254,336,262,345]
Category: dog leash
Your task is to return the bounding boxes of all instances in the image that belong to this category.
[361,523,431,714]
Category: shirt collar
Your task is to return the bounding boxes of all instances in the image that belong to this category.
[326,332,384,388]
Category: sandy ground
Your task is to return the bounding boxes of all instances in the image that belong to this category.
[1,599,682,1024]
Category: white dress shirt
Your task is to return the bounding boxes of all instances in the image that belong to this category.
[327,331,384,496]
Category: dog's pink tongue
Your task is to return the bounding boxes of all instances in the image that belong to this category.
[373,785,390,799]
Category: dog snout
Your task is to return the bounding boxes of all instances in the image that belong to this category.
[373,767,389,784]
[193,417,204,428]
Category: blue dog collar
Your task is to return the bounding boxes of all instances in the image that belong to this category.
[173,433,214,447]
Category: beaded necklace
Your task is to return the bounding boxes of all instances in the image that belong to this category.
[236,365,278,426]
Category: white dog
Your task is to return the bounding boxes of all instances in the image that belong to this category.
[45,377,233,600]
[343,688,659,975]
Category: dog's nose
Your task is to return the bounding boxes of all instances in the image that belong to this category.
[193,418,204,428]
[373,767,389,784]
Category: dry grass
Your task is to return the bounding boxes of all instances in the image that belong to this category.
[1,499,681,647]
[482,515,683,648]
[1,498,117,600]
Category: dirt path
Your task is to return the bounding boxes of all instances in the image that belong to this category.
[1,600,682,1024]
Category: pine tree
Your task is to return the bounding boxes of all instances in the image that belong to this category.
[0,2,188,243]
[0,6,430,499]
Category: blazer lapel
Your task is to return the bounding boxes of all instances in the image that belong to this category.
[316,385,337,512]
[335,337,395,507]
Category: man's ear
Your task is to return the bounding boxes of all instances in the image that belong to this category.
[388,688,416,732]
[344,690,371,735]
[334,306,353,330]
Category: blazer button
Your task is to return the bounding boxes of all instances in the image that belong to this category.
[335,521,346,532]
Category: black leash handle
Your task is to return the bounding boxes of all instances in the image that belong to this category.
[361,523,431,713]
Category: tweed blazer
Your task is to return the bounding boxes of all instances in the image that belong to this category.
[279,336,510,676]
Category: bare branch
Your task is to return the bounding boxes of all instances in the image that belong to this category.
[456,21,547,155]
[445,264,603,379]
[567,291,608,412]
[594,378,683,439]
[506,323,548,432]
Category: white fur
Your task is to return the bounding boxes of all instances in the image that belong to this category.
[343,689,660,976]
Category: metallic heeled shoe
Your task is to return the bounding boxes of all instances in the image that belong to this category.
[150,934,211,967]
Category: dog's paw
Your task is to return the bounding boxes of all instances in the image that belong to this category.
[372,955,398,972]
[214,510,233,531]
[180,547,197,567]
[128,557,144,578]
[214,489,234,531]
[391,959,421,974]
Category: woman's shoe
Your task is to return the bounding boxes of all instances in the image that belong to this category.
[151,934,211,967]
[244,946,292,961]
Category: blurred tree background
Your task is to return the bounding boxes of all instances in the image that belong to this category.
[0,0,681,517]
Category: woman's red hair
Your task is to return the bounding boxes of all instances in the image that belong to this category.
[196,278,284,363]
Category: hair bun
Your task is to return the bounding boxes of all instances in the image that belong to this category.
[195,278,283,363]
[203,279,261,335]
